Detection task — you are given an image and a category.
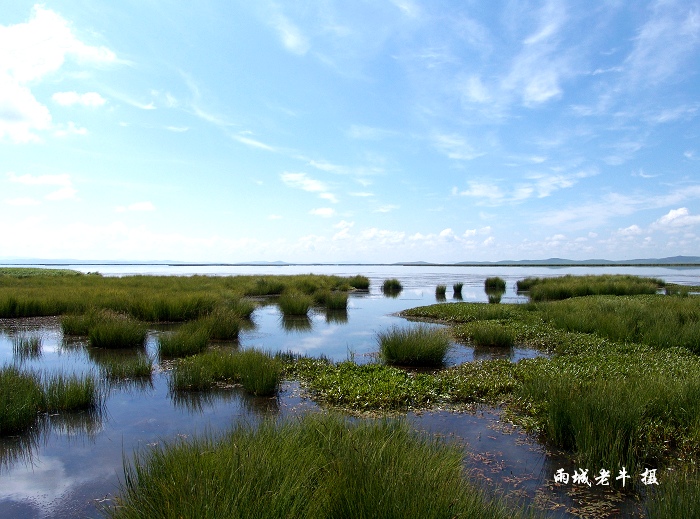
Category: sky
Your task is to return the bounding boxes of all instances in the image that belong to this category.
[1,1,699,263]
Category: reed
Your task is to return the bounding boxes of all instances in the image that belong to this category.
[278,291,313,316]
[382,278,402,296]
[378,325,450,367]
[453,282,463,296]
[435,284,447,298]
[0,366,43,435]
[107,413,519,519]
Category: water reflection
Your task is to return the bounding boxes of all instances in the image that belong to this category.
[49,409,104,440]
[0,418,45,472]
[12,334,42,362]
[170,388,241,413]
[324,309,348,324]
[281,315,312,332]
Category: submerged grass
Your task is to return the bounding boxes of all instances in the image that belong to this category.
[378,325,450,367]
[12,334,42,360]
[107,413,521,519]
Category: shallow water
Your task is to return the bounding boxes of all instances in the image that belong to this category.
[0,265,697,518]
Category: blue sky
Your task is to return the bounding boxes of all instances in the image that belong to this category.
[1,1,699,263]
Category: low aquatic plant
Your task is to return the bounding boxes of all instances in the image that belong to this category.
[313,290,348,310]
[382,278,402,296]
[99,354,153,380]
[42,372,102,412]
[12,335,42,361]
[378,325,450,367]
[198,307,241,341]
[347,274,370,290]
[435,285,447,299]
[87,312,148,349]
[453,282,463,297]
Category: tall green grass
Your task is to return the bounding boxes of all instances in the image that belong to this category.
[99,354,153,381]
[453,282,463,297]
[382,278,402,292]
[435,284,447,300]
[516,274,663,301]
[469,322,516,347]
[43,372,102,412]
[484,277,506,291]
[158,321,210,358]
[347,274,370,290]
[278,292,313,316]
[378,325,450,367]
[107,413,520,519]
[198,307,241,341]
[170,348,282,396]
[0,366,43,435]
[313,290,348,311]
[88,314,148,349]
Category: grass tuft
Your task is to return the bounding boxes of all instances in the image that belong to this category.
[469,322,516,347]
[0,366,43,435]
[278,291,313,316]
[12,334,42,361]
[378,325,451,367]
[484,277,506,291]
[158,321,210,358]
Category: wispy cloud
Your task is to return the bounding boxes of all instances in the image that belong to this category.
[432,134,484,160]
[6,172,77,200]
[309,207,335,217]
[232,133,277,152]
[281,172,327,192]
[268,6,310,55]
[52,91,106,107]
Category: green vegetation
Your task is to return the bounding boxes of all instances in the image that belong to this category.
[99,354,153,380]
[312,290,348,310]
[378,325,450,367]
[453,282,463,297]
[88,314,148,350]
[346,274,370,290]
[278,291,314,316]
[107,413,520,519]
[469,322,516,347]
[382,278,402,295]
[1,366,103,436]
[0,267,83,278]
[158,321,210,358]
[12,334,42,361]
[197,307,241,341]
[43,372,102,412]
[484,276,506,291]
[516,274,664,301]
[170,348,282,396]
[435,284,447,299]
[0,366,43,435]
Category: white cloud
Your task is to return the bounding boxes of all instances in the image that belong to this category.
[231,133,277,152]
[6,172,77,201]
[374,204,399,213]
[309,207,335,217]
[281,172,327,192]
[52,91,106,107]
[319,192,338,203]
[432,134,484,160]
[0,6,117,142]
[653,207,700,229]
[269,8,310,55]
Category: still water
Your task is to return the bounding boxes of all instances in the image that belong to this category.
[0,264,698,518]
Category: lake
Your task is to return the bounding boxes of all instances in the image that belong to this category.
[1,264,698,518]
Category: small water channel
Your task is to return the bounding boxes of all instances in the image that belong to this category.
[1,265,698,518]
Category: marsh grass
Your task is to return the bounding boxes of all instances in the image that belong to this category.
[278,292,313,316]
[107,413,519,519]
[378,325,450,367]
[198,307,241,341]
[12,334,42,361]
[170,348,282,396]
[453,282,463,297]
[516,274,664,301]
[0,366,43,435]
[469,322,516,347]
[382,278,403,294]
[435,284,447,299]
[347,274,370,290]
[645,469,700,518]
[313,290,348,311]
[43,372,102,412]
[484,277,506,291]
[89,315,148,349]
[487,292,503,304]
[158,321,210,358]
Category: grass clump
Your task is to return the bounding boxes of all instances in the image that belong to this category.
[313,290,348,310]
[469,322,516,347]
[516,274,663,301]
[278,291,313,316]
[453,282,463,297]
[484,277,506,291]
[107,413,518,519]
[198,307,241,341]
[43,372,102,412]
[347,274,370,290]
[378,325,451,367]
[0,366,43,435]
[435,284,447,299]
[382,278,402,296]
[170,348,282,396]
[88,314,148,349]
[158,321,210,359]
